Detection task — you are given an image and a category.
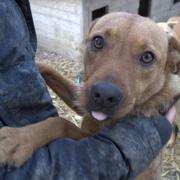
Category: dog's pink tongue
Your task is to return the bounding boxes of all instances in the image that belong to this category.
[91,112,108,121]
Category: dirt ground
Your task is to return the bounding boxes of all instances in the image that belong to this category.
[36,48,180,180]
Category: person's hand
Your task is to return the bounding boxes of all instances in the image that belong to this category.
[165,106,177,147]
[165,106,176,124]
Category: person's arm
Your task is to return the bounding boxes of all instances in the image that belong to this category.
[0,115,172,180]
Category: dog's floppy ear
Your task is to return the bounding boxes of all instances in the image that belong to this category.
[88,18,99,34]
[158,22,180,74]
[167,31,180,74]
[167,21,178,29]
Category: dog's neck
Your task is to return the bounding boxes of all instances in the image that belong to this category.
[132,73,180,117]
[159,94,180,115]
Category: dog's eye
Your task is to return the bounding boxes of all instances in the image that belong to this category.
[92,36,104,50]
[140,51,155,66]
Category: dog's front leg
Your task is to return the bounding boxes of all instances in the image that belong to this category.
[0,117,89,167]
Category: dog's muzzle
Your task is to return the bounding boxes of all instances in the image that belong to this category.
[88,82,123,121]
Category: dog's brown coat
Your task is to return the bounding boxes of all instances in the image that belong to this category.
[0,13,179,180]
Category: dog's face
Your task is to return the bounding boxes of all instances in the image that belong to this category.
[80,12,180,122]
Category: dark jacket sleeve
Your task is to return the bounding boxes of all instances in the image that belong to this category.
[0,0,58,128]
[0,116,172,180]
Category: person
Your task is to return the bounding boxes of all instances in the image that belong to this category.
[0,0,176,179]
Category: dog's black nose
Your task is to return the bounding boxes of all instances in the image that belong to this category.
[91,82,123,109]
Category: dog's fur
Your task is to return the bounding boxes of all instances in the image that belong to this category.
[0,13,179,180]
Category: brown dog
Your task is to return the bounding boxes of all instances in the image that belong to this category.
[0,12,179,180]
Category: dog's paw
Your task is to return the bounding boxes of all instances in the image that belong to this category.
[0,127,34,167]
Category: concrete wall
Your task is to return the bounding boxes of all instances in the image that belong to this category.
[150,0,180,21]
[30,0,180,60]
[110,0,139,13]
[83,0,139,36]
[30,0,83,60]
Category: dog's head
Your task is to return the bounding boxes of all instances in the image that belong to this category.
[79,12,180,122]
